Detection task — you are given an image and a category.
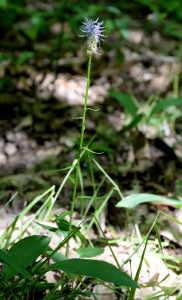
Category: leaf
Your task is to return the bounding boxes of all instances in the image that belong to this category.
[53,211,71,223]
[43,259,139,288]
[91,144,114,153]
[75,231,86,247]
[56,219,70,232]
[37,219,69,238]
[49,165,75,172]
[120,29,130,40]
[106,6,122,16]
[160,211,182,226]
[116,193,182,209]
[87,108,99,111]
[57,220,85,246]
[118,113,143,135]
[76,195,105,199]
[109,90,139,117]
[129,237,148,300]
[36,222,64,235]
[16,51,35,66]
[82,147,104,155]
[69,176,75,185]
[41,218,84,245]
[45,249,74,282]
[2,235,51,281]
[0,249,33,282]
[75,247,104,258]
[150,97,182,116]
[45,250,68,262]
[116,48,124,65]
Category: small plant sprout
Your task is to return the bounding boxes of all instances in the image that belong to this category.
[79,17,106,56]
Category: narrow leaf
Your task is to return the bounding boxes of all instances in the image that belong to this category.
[53,212,71,222]
[118,113,143,135]
[150,97,182,116]
[109,90,139,117]
[82,147,104,154]
[87,108,99,111]
[50,165,75,172]
[76,195,105,199]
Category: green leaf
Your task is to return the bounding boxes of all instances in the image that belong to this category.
[109,90,139,117]
[23,29,37,41]
[43,259,139,288]
[36,222,64,235]
[56,219,69,231]
[150,97,182,116]
[0,0,7,9]
[45,250,68,262]
[0,249,33,282]
[76,195,105,199]
[82,147,104,155]
[53,212,71,223]
[116,48,124,65]
[118,113,143,135]
[160,211,182,226]
[50,165,75,172]
[75,247,104,258]
[38,219,69,238]
[129,237,148,300]
[116,193,182,209]
[57,220,85,245]
[87,108,99,111]
[2,235,51,281]
[120,29,130,40]
[45,249,74,282]
[45,218,84,244]
[15,51,35,66]
[106,6,122,16]
[69,176,75,185]
[75,231,86,247]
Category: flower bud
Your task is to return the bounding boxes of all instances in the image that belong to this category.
[79,18,106,56]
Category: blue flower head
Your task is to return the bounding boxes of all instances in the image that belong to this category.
[79,18,106,56]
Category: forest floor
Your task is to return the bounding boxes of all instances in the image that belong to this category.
[1,13,182,299]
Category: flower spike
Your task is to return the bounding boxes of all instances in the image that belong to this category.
[79,18,106,56]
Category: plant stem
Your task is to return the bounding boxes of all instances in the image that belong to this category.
[66,56,92,258]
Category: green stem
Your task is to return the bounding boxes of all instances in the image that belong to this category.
[66,56,92,257]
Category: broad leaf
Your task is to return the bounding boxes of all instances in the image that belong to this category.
[116,193,182,209]
[2,235,51,281]
[45,250,68,262]
[75,247,104,258]
[0,249,33,282]
[43,259,139,288]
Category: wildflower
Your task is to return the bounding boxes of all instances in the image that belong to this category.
[79,17,106,56]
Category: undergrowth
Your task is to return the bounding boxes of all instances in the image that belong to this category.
[0,15,182,300]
